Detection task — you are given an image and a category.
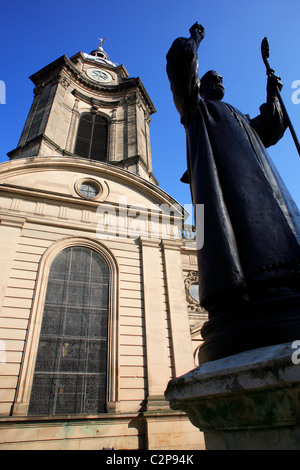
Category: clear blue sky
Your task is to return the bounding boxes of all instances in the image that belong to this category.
[1,0,300,218]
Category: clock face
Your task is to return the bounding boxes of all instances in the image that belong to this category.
[86,68,113,83]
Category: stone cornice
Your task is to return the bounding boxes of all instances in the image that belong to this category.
[71,88,122,110]
[0,213,26,228]
[69,51,129,78]
[0,156,184,213]
[29,54,156,115]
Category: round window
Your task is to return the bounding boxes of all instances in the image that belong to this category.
[75,179,102,199]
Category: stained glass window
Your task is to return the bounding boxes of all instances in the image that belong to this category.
[29,247,109,415]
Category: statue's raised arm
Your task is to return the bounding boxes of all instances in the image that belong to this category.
[166,23,205,119]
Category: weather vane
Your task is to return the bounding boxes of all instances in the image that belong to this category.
[98,37,106,48]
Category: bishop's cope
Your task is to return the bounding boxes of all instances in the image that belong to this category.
[167,23,300,363]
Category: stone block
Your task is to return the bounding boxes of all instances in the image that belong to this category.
[165,342,300,450]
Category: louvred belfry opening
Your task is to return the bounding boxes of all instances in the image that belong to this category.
[74,113,108,161]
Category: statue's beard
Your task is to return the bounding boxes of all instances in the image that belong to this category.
[213,85,225,100]
[200,85,225,101]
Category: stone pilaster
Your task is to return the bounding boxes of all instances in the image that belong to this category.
[161,239,194,377]
[140,237,170,410]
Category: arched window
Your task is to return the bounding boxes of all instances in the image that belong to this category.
[28,246,109,416]
[74,113,108,161]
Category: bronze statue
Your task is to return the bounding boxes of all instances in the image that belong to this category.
[167,23,300,362]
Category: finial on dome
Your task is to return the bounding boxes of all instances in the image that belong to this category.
[90,37,109,60]
[86,37,118,67]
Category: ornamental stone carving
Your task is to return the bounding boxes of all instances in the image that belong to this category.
[184,271,206,313]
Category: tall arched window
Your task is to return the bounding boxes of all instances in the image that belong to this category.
[74,113,108,161]
[28,246,109,416]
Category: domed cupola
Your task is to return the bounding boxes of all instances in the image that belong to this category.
[90,38,109,60]
[87,38,118,68]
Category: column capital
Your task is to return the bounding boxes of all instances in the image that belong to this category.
[139,236,161,248]
[160,239,183,251]
[0,214,26,228]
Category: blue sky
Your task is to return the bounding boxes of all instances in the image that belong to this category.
[1,0,300,218]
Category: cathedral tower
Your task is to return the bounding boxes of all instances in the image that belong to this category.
[8,40,157,184]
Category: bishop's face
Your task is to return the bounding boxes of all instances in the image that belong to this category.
[200,71,225,101]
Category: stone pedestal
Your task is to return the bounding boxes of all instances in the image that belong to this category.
[165,342,300,450]
[198,292,300,364]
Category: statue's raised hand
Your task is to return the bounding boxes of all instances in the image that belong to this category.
[267,74,283,102]
[189,22,205,47]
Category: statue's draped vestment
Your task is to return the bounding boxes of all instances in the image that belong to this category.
[167,38,300,309]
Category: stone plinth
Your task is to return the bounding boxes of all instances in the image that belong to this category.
[165,342,300,450]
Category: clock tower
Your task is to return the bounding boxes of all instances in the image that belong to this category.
[8,39,157,184]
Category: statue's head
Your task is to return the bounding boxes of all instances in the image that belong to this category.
[200,70,225,101]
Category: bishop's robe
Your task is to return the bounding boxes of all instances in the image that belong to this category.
[167,37,300,311]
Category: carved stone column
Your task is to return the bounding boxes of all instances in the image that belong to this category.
[65,98,79,153]
[108,108,117,162]
[161,240,194,377]
[140,237,170,410]
[0,215,26,308]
